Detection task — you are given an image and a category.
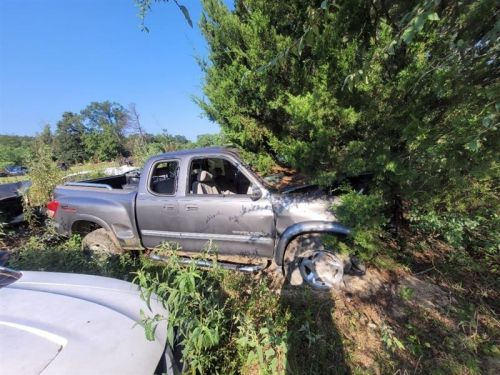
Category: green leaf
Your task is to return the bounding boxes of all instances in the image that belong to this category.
[387,40,397,55]
[401,28,415,44]
[394,337,405,350]
[427,12,440,21]
[385,161,397,172]
[304,28,315,46]
[167,324,175,347]
[297,36,305,56]
[482,114,495,128]
[237,336,249,347]
[178,5,193,28]
[265,348,275,358]
[465,139,481,152]
[259,327,269,335]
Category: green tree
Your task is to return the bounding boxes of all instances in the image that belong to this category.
[53,112,88,164]
[39,124,53,147]
[199,0,499,254]
[81,101,128,161]
[152,130,191,152]
[195,133,225,148]
[0,135,33,168]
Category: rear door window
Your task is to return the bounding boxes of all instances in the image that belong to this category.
[149,160,179,195]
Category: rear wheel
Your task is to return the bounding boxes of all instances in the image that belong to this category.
[81,228,123,255]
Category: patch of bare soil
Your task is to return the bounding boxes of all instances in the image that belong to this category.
[265,261,499,373]
[0,223,35,252]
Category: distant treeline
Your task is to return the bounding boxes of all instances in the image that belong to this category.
[0,101,224,168]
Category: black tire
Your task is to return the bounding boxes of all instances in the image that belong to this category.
[81,228,123,255]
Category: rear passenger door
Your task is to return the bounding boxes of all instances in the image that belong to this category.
[136,159,181,249]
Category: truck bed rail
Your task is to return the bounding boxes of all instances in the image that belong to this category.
[64,182,113,190]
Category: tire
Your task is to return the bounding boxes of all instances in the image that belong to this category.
[283,234,345,290]
[81,228,123,255]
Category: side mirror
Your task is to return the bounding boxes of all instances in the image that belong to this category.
[250,185,262,201]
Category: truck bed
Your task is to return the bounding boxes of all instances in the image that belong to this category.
[53,183,143,250]
[71,170,141,191]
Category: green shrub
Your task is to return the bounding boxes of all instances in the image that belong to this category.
[238,149,276,176]
[135,243,289,374]
[26,143,63,207]
[135,243,227,373]
[335,190,387,260]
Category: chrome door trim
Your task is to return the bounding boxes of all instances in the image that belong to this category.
[140,230,274,245]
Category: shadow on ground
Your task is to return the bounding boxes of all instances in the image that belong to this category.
[277,284,350,374]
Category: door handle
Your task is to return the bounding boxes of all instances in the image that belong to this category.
[185,204,198,211]
[164,204,176,211]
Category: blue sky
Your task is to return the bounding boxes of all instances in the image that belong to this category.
[0,0,220,140]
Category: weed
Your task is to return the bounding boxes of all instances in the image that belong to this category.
[399,286,414,301]
[135,242,292,374]
[298,321,322,348]
[236,324,288,375]
[25,143,63,207]
[135,243,230,373]
[9,233,139,278]
[380,323,405,353]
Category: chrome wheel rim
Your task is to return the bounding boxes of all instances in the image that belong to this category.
[299,251,344,290]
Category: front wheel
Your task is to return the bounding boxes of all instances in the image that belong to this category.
[82,228,123,255]
[283,235,346,290]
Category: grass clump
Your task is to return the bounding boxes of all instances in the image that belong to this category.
[136,242,289,374]
[8,229,140,280]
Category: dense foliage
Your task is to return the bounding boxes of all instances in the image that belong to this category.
[199,0,499,259]
[0,135,33,168]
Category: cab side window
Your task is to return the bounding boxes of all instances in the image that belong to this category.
[188,157,251,195]
[150,160,178,195]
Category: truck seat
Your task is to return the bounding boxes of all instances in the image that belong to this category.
[192,171,219,195]
[152,178,175,195]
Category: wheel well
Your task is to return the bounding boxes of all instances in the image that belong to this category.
[283,232,348,259]
[275,221,351,266]
[71,220,102,237]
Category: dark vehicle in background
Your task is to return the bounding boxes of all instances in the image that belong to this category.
[3,165,29,176]
[0,181,31,224]
[48,147,361,289]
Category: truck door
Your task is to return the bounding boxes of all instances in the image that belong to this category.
[136,159,180,249]
[175,156,276,258]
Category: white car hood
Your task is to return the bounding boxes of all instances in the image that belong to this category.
[0,271,168,375]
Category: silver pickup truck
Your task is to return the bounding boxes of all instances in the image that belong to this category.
[48,147,356,289]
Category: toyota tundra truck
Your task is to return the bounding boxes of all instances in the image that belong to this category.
[48,147,359,289]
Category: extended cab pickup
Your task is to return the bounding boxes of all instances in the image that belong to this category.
[49,147,352,289]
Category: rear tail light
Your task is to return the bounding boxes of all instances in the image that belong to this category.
[47,200,59,218]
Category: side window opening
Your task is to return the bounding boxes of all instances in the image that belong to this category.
[189,158,252,195]
[150,160,178,195]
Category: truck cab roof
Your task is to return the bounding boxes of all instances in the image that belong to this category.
[148,147,241,163]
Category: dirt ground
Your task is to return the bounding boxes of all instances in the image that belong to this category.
[264,256,499,374]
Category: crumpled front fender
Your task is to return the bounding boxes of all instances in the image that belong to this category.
[274,221,350,266]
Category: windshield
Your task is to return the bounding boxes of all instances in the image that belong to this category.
[0,267,22,288]
[237,161,277,192]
